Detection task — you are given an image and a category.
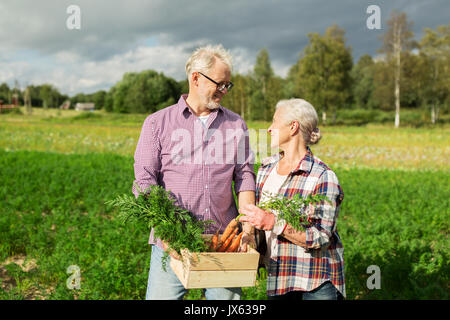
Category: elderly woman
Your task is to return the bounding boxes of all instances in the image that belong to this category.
[239,98,345,300]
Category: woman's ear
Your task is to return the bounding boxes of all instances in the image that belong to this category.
[290,120,299,135]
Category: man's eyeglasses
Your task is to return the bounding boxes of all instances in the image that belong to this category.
[198,72,234,92]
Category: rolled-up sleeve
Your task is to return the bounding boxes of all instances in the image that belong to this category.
[233,121,256,194]
[132,116,161,198]
[305,170,344,249]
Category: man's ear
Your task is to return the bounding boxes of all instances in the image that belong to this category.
[191,72,199,87]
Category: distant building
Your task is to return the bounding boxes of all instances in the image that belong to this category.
[75,103,95,111]
[59,100,71,110]
[0,99,18,113]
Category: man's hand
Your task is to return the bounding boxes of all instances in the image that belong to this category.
[238,204,275,231]
[161,240,181,260]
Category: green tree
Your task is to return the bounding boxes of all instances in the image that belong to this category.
[0,83,10,103]
[24,86,32,114]
[222,73,250,118]
[372,51,424,112]
[372,59,394,111]
[400,52,422,108]
[249,48,276,121]
[104,87,115,112]
[294,25,353,124]
[39,84,62,109]
[112,70,180,114]
[71,92,87,106]
[351,54,376,109]
[113,72,136,113]
[92,90,107,110]
[379,10,416,127]
[178,79,189,95]
[26,85,43,107]
[266,75,285,119]
[418,24,450,124]
[124,72,149,113]
[284,62,301,99]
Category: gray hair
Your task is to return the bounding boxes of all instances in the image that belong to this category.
[185,44,233,81]
[275,98,322,145]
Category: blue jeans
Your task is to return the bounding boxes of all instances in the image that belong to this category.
[146,245,241,300]
[268,281,343,300]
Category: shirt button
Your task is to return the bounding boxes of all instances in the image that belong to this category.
[205,185,208,189]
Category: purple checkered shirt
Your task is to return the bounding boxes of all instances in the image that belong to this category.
[133,94,256,249]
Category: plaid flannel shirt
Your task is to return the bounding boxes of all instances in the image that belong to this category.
[256,147,345,297]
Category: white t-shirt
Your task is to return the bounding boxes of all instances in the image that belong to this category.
[198,114,210,128]
[259,163,288,265]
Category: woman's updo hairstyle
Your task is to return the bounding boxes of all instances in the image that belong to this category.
[275,98,322,146]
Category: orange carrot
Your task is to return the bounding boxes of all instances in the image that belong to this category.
[226,231,243,252]
[210,229,220,251]
[217,228,239,252]
[219,219,238,244]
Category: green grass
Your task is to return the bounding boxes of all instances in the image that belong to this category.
[0,107,449,300]
[335,167,449,299]
[0,150,448,299]
[1,107,449,170]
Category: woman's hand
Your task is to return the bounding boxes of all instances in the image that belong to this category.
[238,204,275,231]
[239,222,256,252]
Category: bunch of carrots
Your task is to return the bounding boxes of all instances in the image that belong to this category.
[209,218,244,253]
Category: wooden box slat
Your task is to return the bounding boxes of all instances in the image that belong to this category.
[169,234,260,289]
[177,270,258,289]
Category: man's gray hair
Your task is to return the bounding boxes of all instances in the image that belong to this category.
[276,98,322,145]
[185,44,233,81]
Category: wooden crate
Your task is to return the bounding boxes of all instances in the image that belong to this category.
[169,235,260,289]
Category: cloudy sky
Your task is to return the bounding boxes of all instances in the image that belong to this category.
[0,0,448,96]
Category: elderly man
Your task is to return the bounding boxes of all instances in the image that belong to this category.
[133,44,256,300]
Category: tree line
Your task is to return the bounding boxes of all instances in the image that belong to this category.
[1,11,448,126]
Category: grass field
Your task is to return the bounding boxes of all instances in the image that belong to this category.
[0,107,449,300]
[2,107,449,170]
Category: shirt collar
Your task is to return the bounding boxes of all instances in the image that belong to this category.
[292,147,315,174]
[178,94,224,116]
[260,147,315,174]
[261,152,282,167]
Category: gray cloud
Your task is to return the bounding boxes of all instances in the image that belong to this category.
[0,0,448,94]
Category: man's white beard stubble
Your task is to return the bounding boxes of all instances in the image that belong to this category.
[201,91,220,110]
[206,101,220,110]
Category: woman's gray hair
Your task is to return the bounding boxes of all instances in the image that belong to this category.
[185,44,233,81]
[276,98,322,145]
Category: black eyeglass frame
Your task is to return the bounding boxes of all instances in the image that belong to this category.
[198,72,234,92]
